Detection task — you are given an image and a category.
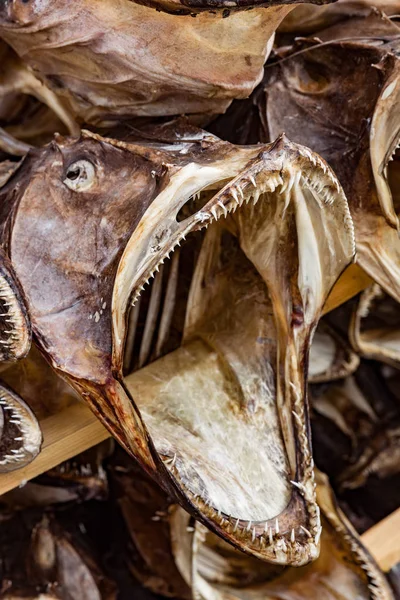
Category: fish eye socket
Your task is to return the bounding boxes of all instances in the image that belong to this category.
[63,159,96,192]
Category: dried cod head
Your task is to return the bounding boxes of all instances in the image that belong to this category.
[0,0,334,123]
[350,285,400,367]
[259,12,400,303]
[0,123,355,565]
[169,470,394,600]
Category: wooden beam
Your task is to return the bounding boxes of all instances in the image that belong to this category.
[323,263,373,314]
[0,262,374,495]
[0,402,109,496]
[362,507,400,572]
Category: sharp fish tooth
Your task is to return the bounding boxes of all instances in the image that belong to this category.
[315,527,322,545]
[138,265,164,368]
[231,188,239,204]
[218,200,227,217]
[155,249,180,359]
[275,519,279,535]
[300,526,311,538]
[249,175,257,187]
[291,528,295,543]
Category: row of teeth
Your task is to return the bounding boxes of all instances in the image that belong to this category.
[0,277,27,356]
[342,530,388,600]
[297,144,356,254]
[131,158,342,306]
[0,396,29,466]
[162,455,321,554]
[386,139,400,164]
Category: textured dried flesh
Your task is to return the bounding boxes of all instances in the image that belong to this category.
[169,471,393,600]
[0,0,331,122]
[112,132,354,565]
[0,383,42,473]
[0,344,80,421]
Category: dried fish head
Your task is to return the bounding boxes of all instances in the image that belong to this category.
[0,0,334,122]
[0,124,355,565]
[262,12,400,302]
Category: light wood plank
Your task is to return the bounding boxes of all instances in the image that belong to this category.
[0,262,374,495]
[362,507,400,572]
[0,402,109,496]
[323,263,373,314]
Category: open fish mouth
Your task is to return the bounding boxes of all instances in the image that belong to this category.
[110,132,354,566]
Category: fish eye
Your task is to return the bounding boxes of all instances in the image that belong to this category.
[63,159,96,192]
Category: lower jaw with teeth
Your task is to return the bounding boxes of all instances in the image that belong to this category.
[121,185,322,566]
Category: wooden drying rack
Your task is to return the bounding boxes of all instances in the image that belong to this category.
[1,263,399,572]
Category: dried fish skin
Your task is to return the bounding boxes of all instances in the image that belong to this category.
[0,0,333,122]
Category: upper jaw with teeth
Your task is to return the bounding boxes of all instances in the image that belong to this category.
[260,12,400,303]
[111,131,355,565]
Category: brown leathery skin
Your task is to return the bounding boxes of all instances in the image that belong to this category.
[0,0,333,122]
[108,448,192,599]
[0,125,354,566]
